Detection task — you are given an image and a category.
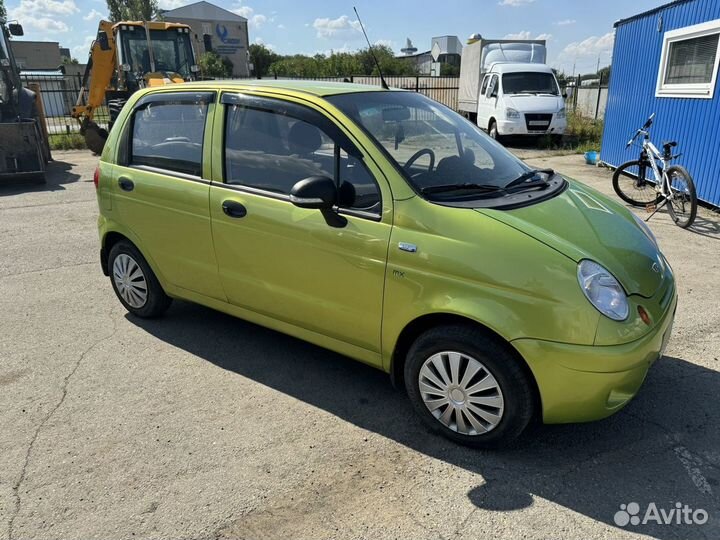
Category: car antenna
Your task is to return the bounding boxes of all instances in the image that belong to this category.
[353,6,389,90]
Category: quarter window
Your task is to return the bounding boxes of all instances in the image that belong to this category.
[130,93,212,176]
[224,98,381,215]
[656,19,720,99]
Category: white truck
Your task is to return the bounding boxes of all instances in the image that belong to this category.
[458,37,566,142]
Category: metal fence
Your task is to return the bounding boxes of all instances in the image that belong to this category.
[223,75,461,110]
[19,73,105,136]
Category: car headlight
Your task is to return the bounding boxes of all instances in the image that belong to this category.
[577,260,629,321]
[557,107,566,119]
[505,108,521,119]
[631,212,658,247]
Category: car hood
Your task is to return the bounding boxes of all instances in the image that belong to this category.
[476,180,665,297]
[503,94,563,113]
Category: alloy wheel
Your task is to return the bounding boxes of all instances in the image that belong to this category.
[418,351,504,435]
[112,253,148,308]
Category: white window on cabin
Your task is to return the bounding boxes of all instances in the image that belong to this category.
[656,19,720,99]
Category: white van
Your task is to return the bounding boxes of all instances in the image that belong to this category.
[477,63,566,141]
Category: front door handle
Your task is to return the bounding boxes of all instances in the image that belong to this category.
[222,200,247,218]
[118,177,134,191]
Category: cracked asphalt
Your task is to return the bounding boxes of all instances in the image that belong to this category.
[1,150,719,540]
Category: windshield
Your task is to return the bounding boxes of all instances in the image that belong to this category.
[326,92,532,199]
[502,72,559,95]
[120,27,194,78]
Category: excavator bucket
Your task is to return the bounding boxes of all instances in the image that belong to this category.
[0,120,46,183]
[81,119,108,156]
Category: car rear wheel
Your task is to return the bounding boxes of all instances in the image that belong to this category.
[404,325,535,447]
[108,241,172,318]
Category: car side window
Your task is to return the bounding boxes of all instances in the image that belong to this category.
[130,93,212,177]
[480,75,491,96]
[224,97,381,216]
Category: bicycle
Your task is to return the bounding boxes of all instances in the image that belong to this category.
[612,113,697,229]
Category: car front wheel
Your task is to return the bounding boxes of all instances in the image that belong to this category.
[404,325,535,447]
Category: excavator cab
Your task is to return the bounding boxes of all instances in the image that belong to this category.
[73,21,200,155]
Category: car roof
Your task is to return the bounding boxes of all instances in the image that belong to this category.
[490,63,554,74]
[174,79,393,97]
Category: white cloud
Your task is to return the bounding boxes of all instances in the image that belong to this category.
[277,23,286,29]
[232,3,267,28]
[499,0,535,5]
[374,39,394,49]
[158,0,187,8]
[503,31,550,41]
[559,31,614,60]
[83,8,105,21]
[8,0,80,34]
[9,0,79,33]
[503,30,531,40]
[555,19,577,26]
[312,15,362,40]
[71,34,96,59]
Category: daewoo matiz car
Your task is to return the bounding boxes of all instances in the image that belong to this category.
[95,80,676,447]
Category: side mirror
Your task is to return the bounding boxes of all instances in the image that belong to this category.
[97,31,111,51]
[290,176,346,228]
[562,92,568,99]
[8,23,24,36]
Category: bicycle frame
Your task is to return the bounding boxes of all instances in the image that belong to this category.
[636,132,673,199]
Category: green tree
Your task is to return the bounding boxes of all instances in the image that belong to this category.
[198,51,233,78]
[267,45,419,78]
[0,0,7,21]
[249,44,280,78]
[106,0,160,22]
[440,63,460,77]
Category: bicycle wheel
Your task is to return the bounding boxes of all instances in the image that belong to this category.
[612,160,663,207]
[665,165,697,228]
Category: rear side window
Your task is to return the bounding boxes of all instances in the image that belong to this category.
[130,92,213,176]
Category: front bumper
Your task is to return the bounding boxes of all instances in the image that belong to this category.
[512,292,677,424]
[498,115,567,136]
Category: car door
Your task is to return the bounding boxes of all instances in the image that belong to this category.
[112,90,225,300]
[476,73,493,128]
[208,92,392,364]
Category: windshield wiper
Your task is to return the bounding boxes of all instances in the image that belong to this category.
[421,182,504,195]
[505,168,554,190]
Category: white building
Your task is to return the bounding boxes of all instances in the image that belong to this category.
[159,1,250,77]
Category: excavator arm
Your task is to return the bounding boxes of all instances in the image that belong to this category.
[71,20,117,154]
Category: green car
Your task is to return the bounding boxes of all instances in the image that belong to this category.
[96,80,676,447]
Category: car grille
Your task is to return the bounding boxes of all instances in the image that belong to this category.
[525,113,553,131]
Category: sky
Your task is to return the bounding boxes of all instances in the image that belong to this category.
[6,0,670,74]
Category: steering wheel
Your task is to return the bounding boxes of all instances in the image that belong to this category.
[404,149,435,173]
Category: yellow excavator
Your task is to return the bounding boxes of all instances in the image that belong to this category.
[72,20,200,154]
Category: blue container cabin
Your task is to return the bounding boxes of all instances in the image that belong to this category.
[601,0,720,208]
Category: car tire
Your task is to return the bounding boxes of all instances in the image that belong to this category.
[108,241,172,318]
[404,325,535,448]
[489,120,502,144]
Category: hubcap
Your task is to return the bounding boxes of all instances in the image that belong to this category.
[112,253,148,309]
[418,351,504,435]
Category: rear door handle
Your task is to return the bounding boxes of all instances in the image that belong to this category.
[118,177,134,192]
[222,200,247,218]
